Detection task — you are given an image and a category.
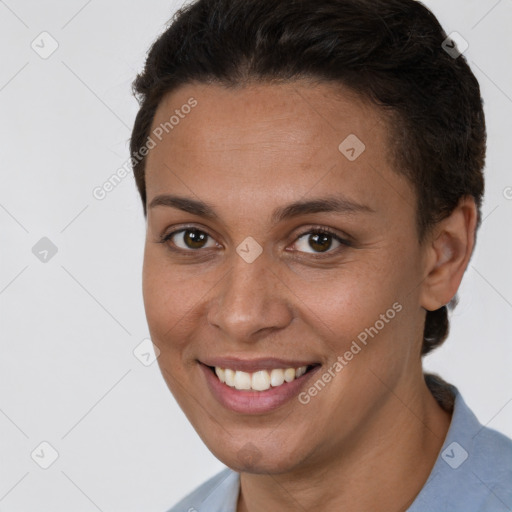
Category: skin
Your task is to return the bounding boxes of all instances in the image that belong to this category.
[142,80,477,511]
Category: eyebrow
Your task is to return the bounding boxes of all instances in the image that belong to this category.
[148,194,374,223]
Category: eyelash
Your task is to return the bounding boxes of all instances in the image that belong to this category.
[158,225,351,258]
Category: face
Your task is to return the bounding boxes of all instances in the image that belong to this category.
[142,81,430,474]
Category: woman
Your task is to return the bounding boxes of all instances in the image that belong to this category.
[129,0,512,510]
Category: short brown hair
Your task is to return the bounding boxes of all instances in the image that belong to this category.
[130,0,486,355]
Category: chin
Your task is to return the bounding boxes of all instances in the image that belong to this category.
[205,436,308,475]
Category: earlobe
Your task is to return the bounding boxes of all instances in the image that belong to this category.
[420,197,478,312]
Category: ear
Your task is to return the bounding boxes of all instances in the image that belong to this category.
[420,197,478,311]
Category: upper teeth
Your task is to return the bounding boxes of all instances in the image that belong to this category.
[214,366,308,391]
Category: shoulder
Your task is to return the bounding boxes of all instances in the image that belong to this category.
[469,417,512,506]
[453,390,512,489]
[166,468,240,512]
[410,387,512,512]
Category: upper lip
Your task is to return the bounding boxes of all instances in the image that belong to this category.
[200,357,319,372]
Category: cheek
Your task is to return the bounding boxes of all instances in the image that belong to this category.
[297,264,395,330]
[297,258,415,365]
[142,248,198,349]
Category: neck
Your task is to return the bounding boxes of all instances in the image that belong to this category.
[237,374,452,512]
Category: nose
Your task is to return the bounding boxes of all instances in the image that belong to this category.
[206,249,294,343]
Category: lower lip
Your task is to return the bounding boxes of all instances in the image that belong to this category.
[199,363,321,414]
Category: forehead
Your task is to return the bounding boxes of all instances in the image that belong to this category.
[149,80,387,158]
[144,80,412,222]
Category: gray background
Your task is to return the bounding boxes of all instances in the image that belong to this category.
[1,0,511,510]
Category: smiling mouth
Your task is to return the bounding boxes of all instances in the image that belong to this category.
[207,364,318,391]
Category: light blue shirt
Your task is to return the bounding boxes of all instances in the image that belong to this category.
[167,388,512,511]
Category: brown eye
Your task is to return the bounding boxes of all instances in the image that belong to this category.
[167,228,217,250]
[307,233,333,252]
[293,229,346,254]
